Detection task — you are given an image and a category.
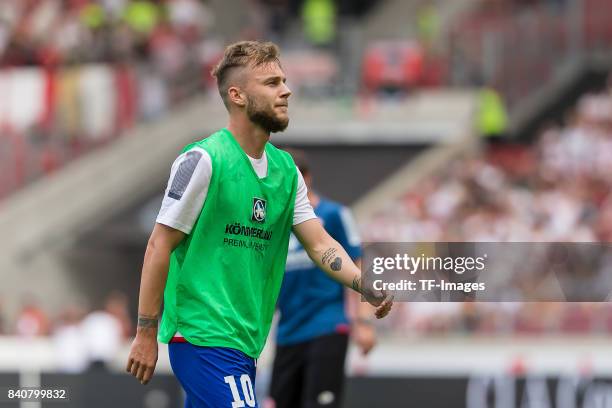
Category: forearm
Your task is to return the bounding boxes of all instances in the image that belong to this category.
[294,219,391,315]
[137,242,171,331]
[305,235,362,293]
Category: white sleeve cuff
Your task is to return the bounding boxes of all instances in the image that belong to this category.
[155,218,193,235]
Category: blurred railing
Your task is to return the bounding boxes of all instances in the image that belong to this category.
[448,0,612,110]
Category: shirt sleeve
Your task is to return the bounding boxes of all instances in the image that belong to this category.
[156,147,212,234]
[293,167,317,226]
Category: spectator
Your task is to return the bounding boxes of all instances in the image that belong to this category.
[302,0,336,47]
[15,295,51,337]
[52,303,88,373]
[80,292,126,370]
[122,0,160,36]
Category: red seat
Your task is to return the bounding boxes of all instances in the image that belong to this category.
[362,41,425,94]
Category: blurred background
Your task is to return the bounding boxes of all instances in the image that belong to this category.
[0,0,611,406]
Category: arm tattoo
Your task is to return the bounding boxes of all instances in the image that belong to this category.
[137,315,158,329]
[352,276,361,293]
[321,248,338,265]
[330,257,342,271]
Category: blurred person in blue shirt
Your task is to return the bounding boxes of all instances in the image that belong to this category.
[268,148,377,408]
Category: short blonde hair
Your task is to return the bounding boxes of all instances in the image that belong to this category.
[211,41,281,108]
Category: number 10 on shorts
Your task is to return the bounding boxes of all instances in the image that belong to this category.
[224,374,256,407]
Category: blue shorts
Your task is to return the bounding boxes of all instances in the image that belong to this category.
[169,342,259,408]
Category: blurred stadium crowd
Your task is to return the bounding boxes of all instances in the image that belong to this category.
[2,0,610,198]
[364,75,612,336]
[0,291,131,372]
[0,0,214,67]
[364,78,612,242]
[0,0,226,199]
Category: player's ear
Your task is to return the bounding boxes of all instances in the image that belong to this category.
[228,86,246,108]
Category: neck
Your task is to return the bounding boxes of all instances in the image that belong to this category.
[227,115,269,159]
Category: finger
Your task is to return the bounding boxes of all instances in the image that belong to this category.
[381,295,394,310]
[375,295,393,318]
[376,300,392,318]
[383,294,394,306]
[136,363,147,383]
[131,361,140,377]
[383,299,393,315]
[383,305,392,317]
[126,357,134,373]
[382,302,393,317]
[142,365,155,385]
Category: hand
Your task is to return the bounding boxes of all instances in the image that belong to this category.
[126,330,158,385]
[352,321,376,355]
[351,276,393,319]
[374,294,393,319]
[359,284,393,319]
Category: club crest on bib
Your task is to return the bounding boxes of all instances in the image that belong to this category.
[252,197,267,223]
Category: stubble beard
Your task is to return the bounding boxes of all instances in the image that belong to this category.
[245,95,289,133]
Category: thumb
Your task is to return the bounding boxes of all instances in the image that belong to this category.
[361,345,371,356]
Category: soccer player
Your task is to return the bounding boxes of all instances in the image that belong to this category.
[126,40,393,408]
[269,149,377,408]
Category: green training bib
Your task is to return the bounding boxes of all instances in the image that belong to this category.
[158,128,297,358]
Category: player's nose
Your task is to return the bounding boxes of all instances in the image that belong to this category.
[280,82,292,99]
